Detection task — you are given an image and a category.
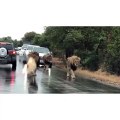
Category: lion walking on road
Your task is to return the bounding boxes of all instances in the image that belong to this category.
[42,54,52,71]
[27,52,40,76]
[66,55,81,79]
[22,52,40,77]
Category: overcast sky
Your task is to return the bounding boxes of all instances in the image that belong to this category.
[0,0,119,40]
[0,0,47,40]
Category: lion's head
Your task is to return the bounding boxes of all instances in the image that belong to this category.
[28,52,40,64]
[73,56,81,66]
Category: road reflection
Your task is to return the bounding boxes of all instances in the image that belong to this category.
[27,76,38,94]
[0,59,120,93]
[0,65,16,88]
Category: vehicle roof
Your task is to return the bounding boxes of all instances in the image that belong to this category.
[28,44,34,46]
[22,44,29,45]
[40,47,49,49]
[22,44,29,46]
[33,46,49,50]
[23,44,40,47]
[27,45,40,48]
[0,42,12,44]
[33,45,41,47]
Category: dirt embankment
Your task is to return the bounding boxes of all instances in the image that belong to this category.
[52,57,120,88]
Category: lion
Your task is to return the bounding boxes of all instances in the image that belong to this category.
[22,52,40,87]
[26,52,40,77]
[42,54,52,71]
[66,55,81,79]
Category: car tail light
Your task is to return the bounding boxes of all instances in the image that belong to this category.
[8,50,16,55]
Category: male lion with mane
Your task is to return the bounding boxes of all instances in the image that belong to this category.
[66,55,81,80]
[23,52,40,77]
[42,53,52,71]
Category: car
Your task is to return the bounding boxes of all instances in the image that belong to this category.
[19,45,52,66]
[33,46,52,65]
[19,44,40,63]
[17,47,22,55]
[15,47,21,55]
[0,42,17,70]
[19,44,29,56]
[22,45,36,62]
[19,44,29,62]
[15,48,19,55]
[25,45,36,56]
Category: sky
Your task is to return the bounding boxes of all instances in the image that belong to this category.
[0,0,76,40]
[0,0,71,41]
[0,0,120,41]
[0,0,47,40]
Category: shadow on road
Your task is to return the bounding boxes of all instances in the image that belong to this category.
[0,65,16,86]
[27,76,38,94]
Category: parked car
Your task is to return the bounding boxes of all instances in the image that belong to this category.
[22,45,36,62]
[19,44,29,56]
[25,45,38,56]
[15,47,21,55]
[17,47,21,55]
[15,48,19,55]
[19,44,29,62]
[19,44,40,63]
[33,46,52,65]
[0,42,17,70]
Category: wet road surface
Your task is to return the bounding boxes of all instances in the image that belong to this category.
[0,56,120,93]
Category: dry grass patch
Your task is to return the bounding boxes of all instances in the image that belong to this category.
[76,68,120,85]
[53,57,120,87]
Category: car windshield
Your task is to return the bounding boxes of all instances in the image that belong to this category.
[21,46,27,49]
[27,46,33,50]
[34,47,50,53]
[21,44,29,49]
[18,47,21,50]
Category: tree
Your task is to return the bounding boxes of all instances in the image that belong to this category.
[0,36,13,42]
[13,39,18,47]
[22,31,37,44]
[32,34,41,45]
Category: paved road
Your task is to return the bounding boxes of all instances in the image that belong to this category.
[0,56,120,93]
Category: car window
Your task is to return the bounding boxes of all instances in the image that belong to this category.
[15,48,19,51]
[21,46,26,50]
[21,44,29,49]
[18,47,21,50]
[0,44,13,50]
[34,47,50,53]
[27,46,33,50]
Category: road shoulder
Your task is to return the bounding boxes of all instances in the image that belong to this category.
[53,57,120,88]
